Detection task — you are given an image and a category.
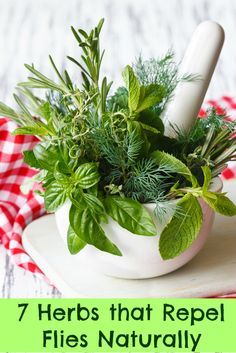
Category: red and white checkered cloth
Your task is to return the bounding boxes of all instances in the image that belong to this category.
[0,95,236,288]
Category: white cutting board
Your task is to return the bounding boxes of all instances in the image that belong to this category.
[22,180,236,298]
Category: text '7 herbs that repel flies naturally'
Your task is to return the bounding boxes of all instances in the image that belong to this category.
[36,303,225,350]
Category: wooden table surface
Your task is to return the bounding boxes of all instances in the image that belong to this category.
[0,0,236,298]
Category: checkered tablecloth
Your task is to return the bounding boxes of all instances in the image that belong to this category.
[0,96,236,289]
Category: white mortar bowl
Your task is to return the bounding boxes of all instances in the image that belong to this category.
[55,177,222,279]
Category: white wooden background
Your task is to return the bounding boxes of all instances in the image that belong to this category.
[0,0,236,298]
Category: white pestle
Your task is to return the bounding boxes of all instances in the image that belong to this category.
[163,21,225,137]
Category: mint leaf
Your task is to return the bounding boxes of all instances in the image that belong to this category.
[44,181,68,211]
[122,65,140,112]
[201,166,212,193]
[104,196,156,236]
[159,194,203,259]
[74,162,100,189]
[151,150,196,185]
[139,122,160,135]
[67,225,86,254]
[139,109,164,134]
[136,84,165,113]
[69,205,122,256]
[203,191,236,216]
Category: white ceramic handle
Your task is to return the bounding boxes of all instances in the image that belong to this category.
[163,21,225,137]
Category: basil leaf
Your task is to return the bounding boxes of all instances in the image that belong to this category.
[33,142,59,172]
[42,171,55,188]
[58,140,78,173]
[159,193,203,259]
[203,191,236,216]
[54,170,70,186]
[122,65,140,112]
[136,84,165,113]
[151,150,196,185]
[201,166,212,193]
[104,196,156,236]
[74,162,100,189]
[67,225,86,254]
[70,190,105,214]
[69,205,122,256]
[83,193,105,213]
[44,181,68,211]
[23,150,41,169]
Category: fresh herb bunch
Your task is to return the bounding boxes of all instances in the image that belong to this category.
[0,19,236,260]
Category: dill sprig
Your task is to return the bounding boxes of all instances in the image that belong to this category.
[133,51,198,115]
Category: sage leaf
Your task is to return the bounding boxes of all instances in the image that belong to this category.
[69,205,122,256]
[122,65,140,112]
[74,162,100,189]
[104,196,156,236]
[44,181,68,211]
[159,193,203,259]
[151,150,195,185]
[67,225,86,254]
[203,191,236,216]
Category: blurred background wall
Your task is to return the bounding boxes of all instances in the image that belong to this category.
[0,0,235,106]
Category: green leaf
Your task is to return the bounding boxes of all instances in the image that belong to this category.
[13,93,32,119]
[104,196,156,236]
[41,171,55,188]
[54,170,70,186]
[201,166,212,193]
[12,126,49,136]
[70,190,105,214]
[57,140,78,173]
[136,84,165,113]
[69,205,122,256]
[83,193,105,213]
[159,193,203,259]
[38,101,52,121]
[122,65,140,112]
[151,150,195,184]
[139,109,164,134]
[203,191,236,216]
[33,142,59,172]
[0,101,21,123]
[23,150,41,169]
[74,162,100,189]
[139,122,160,135]
[44,181,68,211]
[67,225,86,254]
